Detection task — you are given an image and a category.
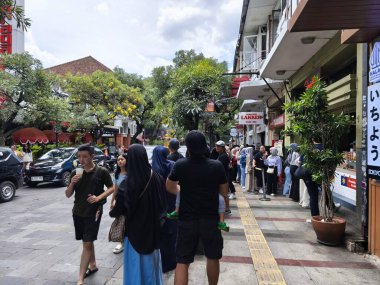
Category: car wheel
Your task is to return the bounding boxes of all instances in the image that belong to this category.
[26,181,39,187]
[61,171,71,187]
[0,181,16,202]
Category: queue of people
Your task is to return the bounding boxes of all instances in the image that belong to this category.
[64,135,343,285]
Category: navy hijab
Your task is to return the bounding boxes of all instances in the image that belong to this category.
[152,145,174,181]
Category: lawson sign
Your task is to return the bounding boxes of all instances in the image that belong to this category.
[238,112,264,125]
[369,42,380,84]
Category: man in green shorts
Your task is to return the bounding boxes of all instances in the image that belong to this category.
[65,144,114,285]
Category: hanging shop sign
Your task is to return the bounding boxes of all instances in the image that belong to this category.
[369,42,380,84]
[269,113,285,129]
[238,112,264,125]
[367,82,380,180]
[230,128,237,137]
[0,6,12,55]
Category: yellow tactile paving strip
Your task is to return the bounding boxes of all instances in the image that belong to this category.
[235,188,287,285]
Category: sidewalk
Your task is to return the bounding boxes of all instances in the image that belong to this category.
[159,184,380,285]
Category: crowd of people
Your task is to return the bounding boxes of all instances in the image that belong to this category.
[64,133,341,285]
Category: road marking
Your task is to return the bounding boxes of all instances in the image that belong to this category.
[235,187,287,285]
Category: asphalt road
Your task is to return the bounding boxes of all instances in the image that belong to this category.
[0,183,123,285]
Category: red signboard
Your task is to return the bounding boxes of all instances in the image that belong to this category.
[0,6,12,55]
[269,113,285,129]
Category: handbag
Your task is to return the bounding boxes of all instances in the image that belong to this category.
[108,215,125,242]
[108,172,152,242]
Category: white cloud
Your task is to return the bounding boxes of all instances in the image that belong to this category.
[94,2,110,15]
[25,32,61,68]
[24,0,243,76]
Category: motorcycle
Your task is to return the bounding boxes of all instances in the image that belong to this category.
[98,154,117,173]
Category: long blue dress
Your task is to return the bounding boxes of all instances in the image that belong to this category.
[123,237,163,285]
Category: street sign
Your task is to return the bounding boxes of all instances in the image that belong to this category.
[230,128,237,137]
[238,112,264,125]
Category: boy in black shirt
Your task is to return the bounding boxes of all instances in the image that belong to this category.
[65,144,114,285]
[167,131,228,285]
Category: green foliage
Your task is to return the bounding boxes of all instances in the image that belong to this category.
[170,58,228,130]
[0,0,31,31]
[0,53,63,144]
[63,71,143,136]
[283,76,351,221]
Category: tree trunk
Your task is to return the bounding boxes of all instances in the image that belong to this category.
[0,126,5,146]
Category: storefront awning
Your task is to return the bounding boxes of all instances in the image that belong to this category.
[12,128,49,144]
[237,79,283,100]
[240,100,264,112]
[42,130,72,143]
[288,0,380,33]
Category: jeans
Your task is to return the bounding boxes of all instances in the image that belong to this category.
[303,179,320,216]
[240,165,246,187]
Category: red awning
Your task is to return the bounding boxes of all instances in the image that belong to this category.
[42,130,72,143]
[12,128,49,144]
[230,76,250,97]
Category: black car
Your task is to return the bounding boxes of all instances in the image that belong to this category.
[25,147,105,187]
[0,147,23,202]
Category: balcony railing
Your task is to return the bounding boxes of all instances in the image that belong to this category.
[240,51,263,72]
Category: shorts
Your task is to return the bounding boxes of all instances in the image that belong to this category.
[73,214,102,242]
[176,218,223,264]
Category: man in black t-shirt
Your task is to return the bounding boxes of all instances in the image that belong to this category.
[167,131,228,285]
[254,145,268,192]
[65,144,114,285]
[167,138,184,162]
[215,140,236,201]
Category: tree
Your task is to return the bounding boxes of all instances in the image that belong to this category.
[170,58,228,131]
[113,67,144,90]
[63,71,142,141]
[0,53,63,145]
[283,75,351,222]
[1,0,31,30]
[173,49,205,69]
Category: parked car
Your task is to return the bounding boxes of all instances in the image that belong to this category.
[24,147,105,187]
[0,147,23,202]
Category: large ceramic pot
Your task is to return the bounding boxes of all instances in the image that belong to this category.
[311,216,346,246]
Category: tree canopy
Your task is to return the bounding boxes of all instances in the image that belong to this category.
[0,0,31,30]
[63,71,143,139]
[0,53,66,145]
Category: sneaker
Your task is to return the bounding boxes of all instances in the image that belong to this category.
[217,222,230,232]
[270,193,276,196]
[306,219,312,223]
[225,209,232,216]
[113,243,124,254]
[242,186,246,190]
[334,203,341,213]
[166,211,178,219]
[229,193,236,200]
[258,188,263,194]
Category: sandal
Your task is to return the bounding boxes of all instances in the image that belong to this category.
[84,267,98,278]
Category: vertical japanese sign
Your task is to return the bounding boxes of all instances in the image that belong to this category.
[0,5,12,54]
[367,82,380,180]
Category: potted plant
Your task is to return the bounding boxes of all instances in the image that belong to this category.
[283,75,351,245]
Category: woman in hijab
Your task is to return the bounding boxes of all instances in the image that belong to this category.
[110,144,167,285]
[244,147,255,193]
[264,147,282,196]
[287,143,300,202]
[151,146,177,273]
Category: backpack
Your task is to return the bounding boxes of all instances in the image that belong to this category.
[240,154,246,165]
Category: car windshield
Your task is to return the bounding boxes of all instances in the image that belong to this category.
[39,148,74,160]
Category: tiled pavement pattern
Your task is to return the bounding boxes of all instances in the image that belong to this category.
[1,183,380,284]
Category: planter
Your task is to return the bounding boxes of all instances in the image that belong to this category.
[311,216,346,246]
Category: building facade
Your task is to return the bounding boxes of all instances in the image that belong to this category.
[233,0,380,257]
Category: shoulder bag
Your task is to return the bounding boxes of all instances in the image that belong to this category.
[108,172,152,242]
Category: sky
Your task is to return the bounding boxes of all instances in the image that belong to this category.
[24,0,243,77]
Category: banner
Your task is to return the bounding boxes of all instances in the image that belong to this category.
[238,112,264,125]
[367,82,380,180]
